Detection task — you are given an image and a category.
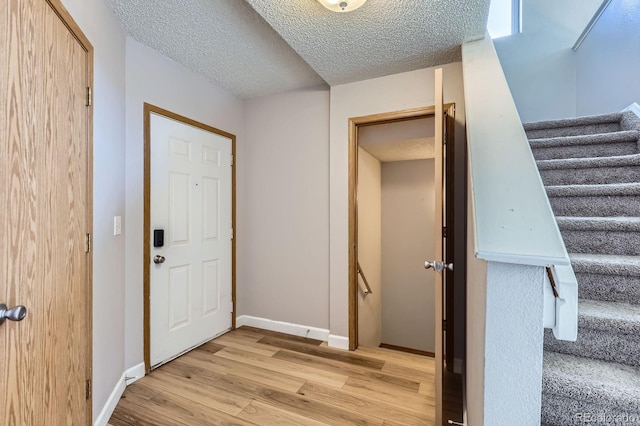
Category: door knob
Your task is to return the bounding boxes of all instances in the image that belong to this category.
[153,255,166,265]
[424,260,453,273]
[0,303,27,326]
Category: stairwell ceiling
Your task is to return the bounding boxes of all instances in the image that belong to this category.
[107,0,490,99]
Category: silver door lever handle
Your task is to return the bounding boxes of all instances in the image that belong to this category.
[0,303,27,326]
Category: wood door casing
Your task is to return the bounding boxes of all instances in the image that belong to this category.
[0,0,93,424]
[348,105,454,352]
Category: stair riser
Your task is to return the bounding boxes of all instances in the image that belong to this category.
[550,196,640,217]
[532,142,638,161]
[541,393,640,426]
[544,329,640,366]
[576,273,640,305]
[561,230,640,256]
[526,122,621,139]
[540,166,640,185]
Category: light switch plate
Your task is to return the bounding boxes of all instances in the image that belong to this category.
[114,216,122,236]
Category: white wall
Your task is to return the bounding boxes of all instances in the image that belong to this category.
[381,159,435,353]
[576,1,640,115]
[241,86,330,329]
[124,38,245,369]
[329,63,466,343]
[494,0,602,122]
[59,0,126,421]
[357,148,382,347]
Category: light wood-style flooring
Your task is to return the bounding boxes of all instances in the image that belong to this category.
[109,326,436,425]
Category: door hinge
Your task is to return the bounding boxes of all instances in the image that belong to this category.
[86,87,92,107]
[443,226,447,238]
[86,379,92,400]
[230,154,234,166]
[443,319,447,331]
[85,233,92,253]
[230,228,234,240]
[229,301,234,314]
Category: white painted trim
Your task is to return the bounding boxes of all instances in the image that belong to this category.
[476,250,569,266]
[328,334,349,350]
[93,362,146,425]
[463,37,570,267]
[573,0,612,51]
[93,372,126,426]
[124,362,145,386]
[623,102,640,119]
[235,315,330,341]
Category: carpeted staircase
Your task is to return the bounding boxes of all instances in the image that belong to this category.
[524,110,640,425]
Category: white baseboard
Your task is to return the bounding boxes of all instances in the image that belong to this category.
[328,334,349,350]
[124,362,145,386]
[93,373,126,426]
[93,362,145,426]
[236,315,330,341]
[623,102,640,118]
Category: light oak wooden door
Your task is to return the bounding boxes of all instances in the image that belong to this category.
[0,0,93,424]
[149,113,233,368]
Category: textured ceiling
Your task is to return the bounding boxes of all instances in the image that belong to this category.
[245,0,491,86]
[361,138,436,162]
[106,0,325,98]
[359,117,435,162]
[106,0,490,98]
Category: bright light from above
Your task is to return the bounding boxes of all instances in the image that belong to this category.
[317,0,367,13]
[488,0,521,38]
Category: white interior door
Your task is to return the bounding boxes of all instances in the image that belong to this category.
[150,113,233,367]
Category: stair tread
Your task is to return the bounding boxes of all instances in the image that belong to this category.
[546,182,640,197]
[529,130,639,147]
[524,112,623,131]
[578,299,640,333]
[537,153,640,170]
[556,216,640,231]
[543,352,640,409]
[571,253,640,277]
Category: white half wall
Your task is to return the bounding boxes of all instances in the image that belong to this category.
[576,1,640,116]
[124,38,245,370]
[381,159,435,353]
[357,148,382,347]
[329,63,466,341]
[59,0,126,421]
[483,262,545,425]
[241,86,330,329]
[466,181,488,425]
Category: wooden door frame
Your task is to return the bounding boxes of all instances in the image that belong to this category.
[46,1,95,421]
[143,103,236,372]
[348,104,454,351]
